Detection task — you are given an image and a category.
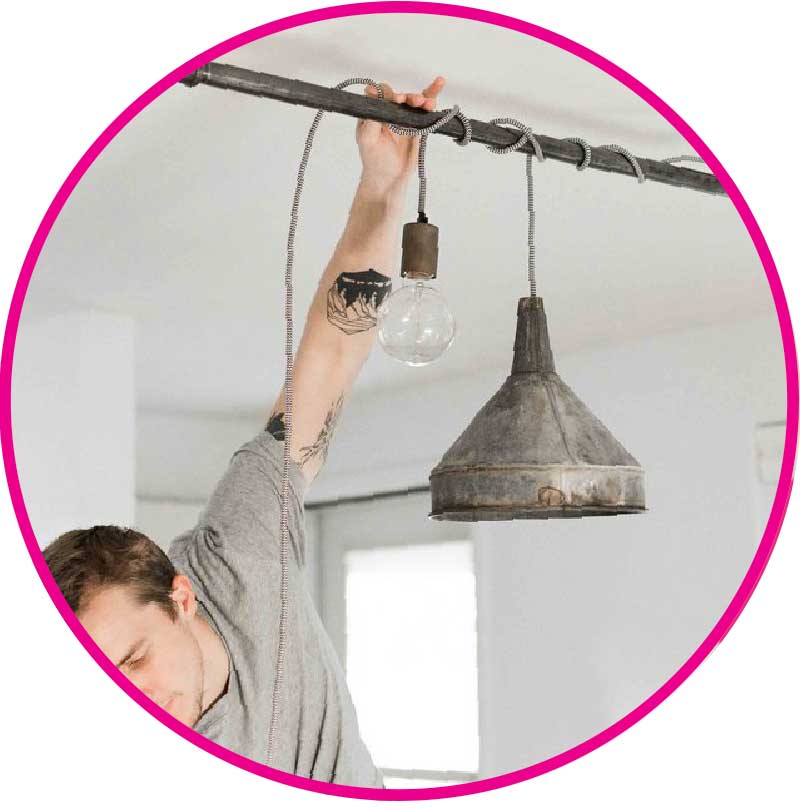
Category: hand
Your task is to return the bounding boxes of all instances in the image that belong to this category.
[356,76,446,194]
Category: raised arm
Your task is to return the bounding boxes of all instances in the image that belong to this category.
[267,76,446,489]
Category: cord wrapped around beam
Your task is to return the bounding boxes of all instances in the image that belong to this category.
[180,62,725,196]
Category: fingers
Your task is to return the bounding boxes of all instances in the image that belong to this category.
[399,76,446,112]
[421,76,446,111]
[359,84,388,142]
[365,77,446,111]
[365,82,404,104]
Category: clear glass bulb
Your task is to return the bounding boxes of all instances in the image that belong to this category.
[377,280,456,366]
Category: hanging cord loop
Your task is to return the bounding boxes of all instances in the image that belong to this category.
[267,76,386,765]
[562,138,709,179]
[267,76,475,766]
[659,154,707,165]
[384,102,472,219]
[485,118,546,298]
[562,137,645,181]
[271,78,695,765]
[597,144,646,183]
[563,136,592,170]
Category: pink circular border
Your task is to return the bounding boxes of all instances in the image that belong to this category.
[1,1,797,800]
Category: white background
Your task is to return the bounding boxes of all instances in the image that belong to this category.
[1,1,797,804]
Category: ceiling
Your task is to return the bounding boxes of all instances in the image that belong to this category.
[21,13,773,414]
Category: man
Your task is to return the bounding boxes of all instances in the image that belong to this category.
[43,75,446,787]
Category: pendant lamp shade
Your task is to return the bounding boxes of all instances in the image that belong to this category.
[429,297,645,520]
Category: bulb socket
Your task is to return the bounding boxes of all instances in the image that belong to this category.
[401,221,439,280]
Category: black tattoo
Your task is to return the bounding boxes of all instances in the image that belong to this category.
[326,268,392,335]
[266,411,286,441]
[299,393,345,467]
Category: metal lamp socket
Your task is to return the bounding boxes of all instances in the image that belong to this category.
[400,221,439,280]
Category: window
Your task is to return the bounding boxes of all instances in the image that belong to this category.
[346,540,479,783]
[316,493,480,787]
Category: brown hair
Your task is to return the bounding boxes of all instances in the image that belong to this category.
[43,525,178,620]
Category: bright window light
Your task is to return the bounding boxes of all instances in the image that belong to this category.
[382,776,469,789]
[345,539,479,774]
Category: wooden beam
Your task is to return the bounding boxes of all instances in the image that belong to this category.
[181,62,725,197]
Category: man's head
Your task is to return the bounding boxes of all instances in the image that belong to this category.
[44,526,206,727]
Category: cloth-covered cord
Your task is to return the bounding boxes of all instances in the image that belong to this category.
[485,118,545,298]
[562,137,709,177]
[384,104,472,216]
[270,77,696,765]
[267,76,385,765]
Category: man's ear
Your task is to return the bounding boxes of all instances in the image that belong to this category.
[169,574,198,620]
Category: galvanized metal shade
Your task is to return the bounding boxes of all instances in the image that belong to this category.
[429,296,646,520]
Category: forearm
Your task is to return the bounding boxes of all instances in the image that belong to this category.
[300,173,408,364]
[333,173,407,266]
[265,174,408,482]
[264,76,442,485]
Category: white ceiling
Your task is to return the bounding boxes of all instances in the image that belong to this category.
[22,13,773,414]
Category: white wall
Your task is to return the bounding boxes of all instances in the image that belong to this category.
[312,312,788,777]
[136,411,262,502]
[11,308,136,546]
[135,499,204,554]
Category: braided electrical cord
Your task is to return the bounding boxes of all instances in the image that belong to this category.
[597,144,646,183]
[269,77,707,766]
[562,138,709,178]
[660,154,707,165]
[485,118,546,297]
[266,76,385,766]
[268,79,476,767]
[385,104,472,217]
[563,136,592,170]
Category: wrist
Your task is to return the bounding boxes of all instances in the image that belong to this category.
[357,171,409,203]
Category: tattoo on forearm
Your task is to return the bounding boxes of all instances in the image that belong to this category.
[266,411,286,441]
[265,394,345,470]
[299,393,345,467]
[326,268,392,335]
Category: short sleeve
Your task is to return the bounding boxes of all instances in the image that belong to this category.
[194,429,308,567]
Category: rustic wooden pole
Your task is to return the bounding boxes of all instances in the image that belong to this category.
[181,62,725,197]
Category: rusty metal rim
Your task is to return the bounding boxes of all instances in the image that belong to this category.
[429,464,644,477]
[429,504,647,520]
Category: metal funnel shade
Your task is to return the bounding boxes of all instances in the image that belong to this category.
[429,297,646,520]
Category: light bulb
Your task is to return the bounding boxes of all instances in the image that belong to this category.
[377,280,456,366]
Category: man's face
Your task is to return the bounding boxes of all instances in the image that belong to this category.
[79,580,205,728]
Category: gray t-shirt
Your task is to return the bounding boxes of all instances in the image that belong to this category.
[167,429,384,787]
